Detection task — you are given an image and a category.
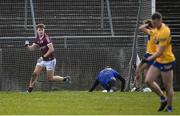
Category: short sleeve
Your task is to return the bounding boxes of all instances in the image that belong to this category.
[45,35,52,44]
[158,28,170,46]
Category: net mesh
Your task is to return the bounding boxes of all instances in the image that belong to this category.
[0,0,151,91]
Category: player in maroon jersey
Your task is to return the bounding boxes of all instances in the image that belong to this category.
[25,24,71,93]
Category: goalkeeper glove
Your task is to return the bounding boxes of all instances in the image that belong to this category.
[25,40,29,47]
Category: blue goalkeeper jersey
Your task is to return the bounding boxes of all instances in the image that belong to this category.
[96,68,120,85]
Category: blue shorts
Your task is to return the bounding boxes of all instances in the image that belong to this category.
[143,53,154,65]
[152,61,176,72]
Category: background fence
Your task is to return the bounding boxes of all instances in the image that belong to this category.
[3,0,179,91]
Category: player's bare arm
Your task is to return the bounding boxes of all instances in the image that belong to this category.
[146,46,165,61]
[25,42,38,51]
[139,23,149,34]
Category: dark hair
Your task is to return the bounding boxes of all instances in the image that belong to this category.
[36,23,45,29]
[151,12,162,20]
[144,19,153,28]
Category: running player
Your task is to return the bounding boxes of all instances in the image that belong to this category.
[132,19,156,91]
[145,12,176,112]
[89,66,125,92]
[25,23,71,93]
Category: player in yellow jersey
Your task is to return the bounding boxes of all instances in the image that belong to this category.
[145,12,176,112]
[132,19,156,91]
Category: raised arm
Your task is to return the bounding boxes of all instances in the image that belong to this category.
[139,24,151,35]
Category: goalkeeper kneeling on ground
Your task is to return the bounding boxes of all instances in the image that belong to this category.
[89,66,125,92]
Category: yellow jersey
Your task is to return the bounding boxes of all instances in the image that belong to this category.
[155,23,175,63]
[146,29,157,54]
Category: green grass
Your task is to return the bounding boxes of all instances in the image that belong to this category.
[0,91,179,115]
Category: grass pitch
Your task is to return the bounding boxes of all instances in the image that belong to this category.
[0,91,179,115]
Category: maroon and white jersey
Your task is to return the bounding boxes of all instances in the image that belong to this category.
[34,33,54,61]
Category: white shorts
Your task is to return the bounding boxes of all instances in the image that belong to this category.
[36,58,56,70]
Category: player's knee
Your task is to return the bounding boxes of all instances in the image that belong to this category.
[31,72,38,81]
[47,76,53,82]
[32,72,37,78]
[135,69,140,75]
[135,75,139,80]
[163,83,171,91]
[145,77,151,86]
[162,85,168,92]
